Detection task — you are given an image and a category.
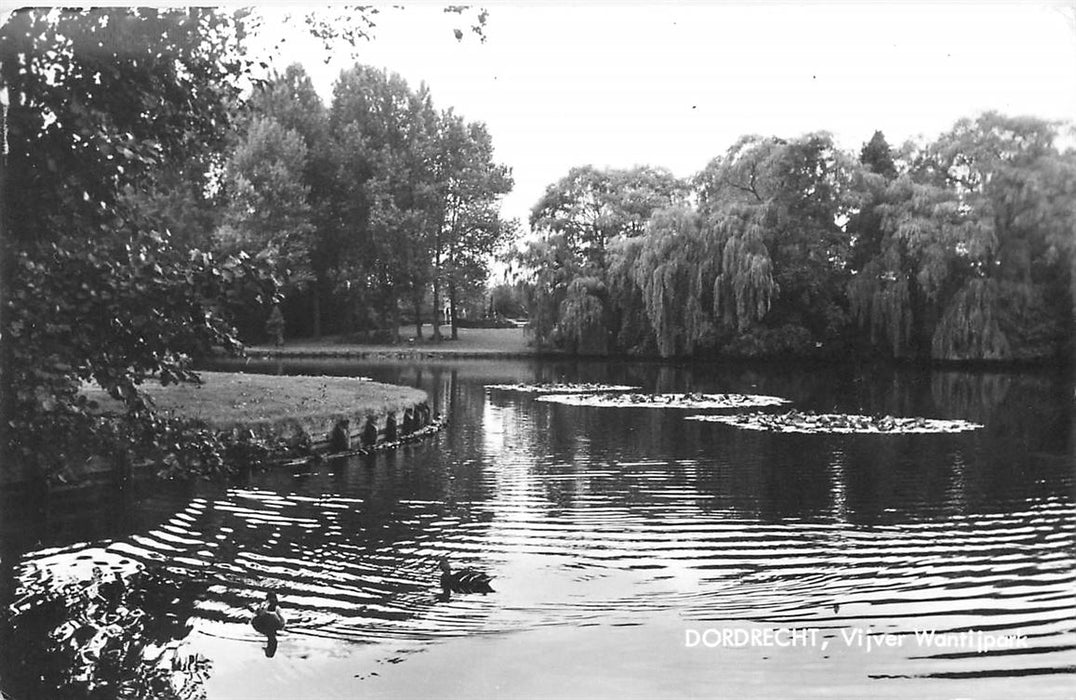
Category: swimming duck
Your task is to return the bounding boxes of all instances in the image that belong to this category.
[251,591,286,638]
[438,559,494,598]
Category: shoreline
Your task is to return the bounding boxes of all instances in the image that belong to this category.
[47,371,438,487]
[244,341,1072,374]
[84,371,433,452]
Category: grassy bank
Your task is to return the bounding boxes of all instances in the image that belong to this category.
[84,371,428,440]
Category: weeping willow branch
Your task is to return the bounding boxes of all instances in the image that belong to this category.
[932,277,1011,360]
[848,262,913,356]
[556,276,607,354]
[632,207,717,357]
[711,209,778,333]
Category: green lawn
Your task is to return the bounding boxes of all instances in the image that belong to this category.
[83,371,427,434]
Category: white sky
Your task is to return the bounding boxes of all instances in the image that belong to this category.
[253,2,1076,226]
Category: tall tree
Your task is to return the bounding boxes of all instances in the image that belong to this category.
[632,207,719,357]
[605,235,654,354]
[529,165,688,273]
[432,113,514,340]
[521,165,687,348]
[329,65,439,341]
[860,130,898,179]
[696,133,861,355]
[245,64,335,336]
[218,115,314,342]
[512,234,579,348]
[849,113,1076,360]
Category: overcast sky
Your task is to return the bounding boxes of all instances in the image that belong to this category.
[257,2,1076,226]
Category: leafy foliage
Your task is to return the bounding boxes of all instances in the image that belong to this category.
[5,565,211,699]
[518,166,688,349]
[633,207,717,357]
[0,8,280,480]
[513,234,579,348]
[521,116,1071,362]
[697,133,860,354]
[848,113,1076,360]
[0,8,251,245]
[5,229,279,478]
[431,112,515,338]
[0,6,507,484]
[219,116,315,283]
[557,277,609,354]
[529,165,688,273]
[327,66,439,338]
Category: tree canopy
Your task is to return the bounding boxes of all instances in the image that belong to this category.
[848,113,1075,361]
[0,6,505,485]
[515,118,1074,362]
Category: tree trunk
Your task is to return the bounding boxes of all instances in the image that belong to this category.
[449,282,459,340]
[432,277,442,342]
[413,296,423,340]
[432,215,443,342]
[391,293,402,344]
[311,279,322,339]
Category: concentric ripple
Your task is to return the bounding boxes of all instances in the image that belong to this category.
[7,360,1074,697]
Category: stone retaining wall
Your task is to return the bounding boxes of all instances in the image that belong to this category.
[317,400,435,453]
[3,393,437,489]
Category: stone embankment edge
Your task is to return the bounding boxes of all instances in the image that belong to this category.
[244,348,549,360]
[2,376,441,488]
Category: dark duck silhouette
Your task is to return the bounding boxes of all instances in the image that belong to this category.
[438,558,494,600]
[251,591,286,657]
[251,591,286,637]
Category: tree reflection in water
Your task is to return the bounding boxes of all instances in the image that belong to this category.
[5,563,209,699]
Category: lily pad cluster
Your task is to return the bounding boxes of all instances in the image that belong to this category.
[494,383,982,435]
[486,382,640,394]
[687,410,984,434]
[535,392,791,409]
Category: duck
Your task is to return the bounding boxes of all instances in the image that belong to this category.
[438,558,494,599]
[251,591,286,638]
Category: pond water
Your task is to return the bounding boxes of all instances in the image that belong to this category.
[1,359,1073,699]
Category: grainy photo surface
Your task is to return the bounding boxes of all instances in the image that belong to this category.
[1,3,1074,699]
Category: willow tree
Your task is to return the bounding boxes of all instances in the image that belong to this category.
[850,113,1075,361]
[629,207,718,357]
[557,276,609,354]
[847,173,961,357]
[523,165,688,350]
[696,133,861,355]
[605,235,654,354]
[511,233,578,347]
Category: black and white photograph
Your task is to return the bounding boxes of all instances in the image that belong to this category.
[0,2,1073,698]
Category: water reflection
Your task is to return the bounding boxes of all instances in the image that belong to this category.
[6,555,209,699]
[1,360,1072,698]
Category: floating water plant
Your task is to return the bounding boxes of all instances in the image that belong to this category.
[485,382,640,394]
[687,410,983,434]
[535,392,790,409]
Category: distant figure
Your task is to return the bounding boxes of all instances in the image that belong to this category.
[265,305,285,347]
